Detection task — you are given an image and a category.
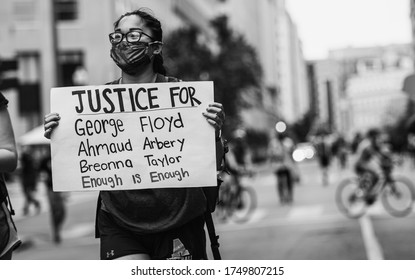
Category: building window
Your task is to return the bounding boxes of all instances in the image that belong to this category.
[17,52,41,115]
[55,0,78,21]
[13,0,37,22]
[58,51,85,86]
[18,52,40,84]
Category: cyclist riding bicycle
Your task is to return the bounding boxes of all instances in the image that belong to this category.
[354,128,393,204]
[220,130,252,206]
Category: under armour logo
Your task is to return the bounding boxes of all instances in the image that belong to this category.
[106,250,115,258]
[168,239,192,260]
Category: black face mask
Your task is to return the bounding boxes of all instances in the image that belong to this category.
[110,41,154,75]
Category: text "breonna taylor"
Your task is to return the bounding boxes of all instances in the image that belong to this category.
[71,86,201,114]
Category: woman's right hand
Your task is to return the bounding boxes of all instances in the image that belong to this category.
[44,112,61,139]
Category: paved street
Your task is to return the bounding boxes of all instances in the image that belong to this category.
[213,157,415,260]
[8,180,99,260]
[8,156,415,260]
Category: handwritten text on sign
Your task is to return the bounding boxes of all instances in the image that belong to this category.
[50,81,217,192]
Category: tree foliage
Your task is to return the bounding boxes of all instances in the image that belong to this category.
[385,98,415,152]
[163,15,263,134]
[163,27,213,82]
[209,16,263,118]
[291,109,316,143]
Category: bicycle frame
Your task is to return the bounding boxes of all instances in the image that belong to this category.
[215,171,257,223]
[359,168,394,201]
[336,162,415,218]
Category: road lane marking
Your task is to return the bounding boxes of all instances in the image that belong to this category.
[359,215,384,260]
[366,201,384,215]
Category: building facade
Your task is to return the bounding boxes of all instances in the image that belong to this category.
[1,0,308,139]
[329,44,413,138]
[222,0,309,129]
[307,59,341,135]
[0,0,221,138]
[411,0,415,67]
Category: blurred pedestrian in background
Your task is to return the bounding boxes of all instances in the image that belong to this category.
[20,146,41,216]
[222,131,251,209]
[231,129,251,171]
[314,134,332,186]
[44,8,225,260]
[331,134,349,170]
[39,149,66,244]
[0,91,21,260]
[268,131,299,205]
[405,115,415,167]
[351,132,363,154]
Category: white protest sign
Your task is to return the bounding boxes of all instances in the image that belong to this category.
[50,81,217,192]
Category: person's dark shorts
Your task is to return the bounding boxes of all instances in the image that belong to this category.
[98,209,207,260]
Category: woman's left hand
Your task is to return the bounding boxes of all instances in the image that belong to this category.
[202,102,225,136]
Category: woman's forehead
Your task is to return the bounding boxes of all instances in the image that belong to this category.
[116,15,147,32]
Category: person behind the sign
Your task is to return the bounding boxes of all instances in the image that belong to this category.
[20,145,41,216]
[39,149,66,244]
[0,91,20,260]
[43,8,225,260]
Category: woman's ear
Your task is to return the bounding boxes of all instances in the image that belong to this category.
[153,42,163,55]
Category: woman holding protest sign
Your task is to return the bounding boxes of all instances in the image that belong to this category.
[44,8,225,260]
[0,92,21,260]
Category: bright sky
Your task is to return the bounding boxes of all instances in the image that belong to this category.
[286,0,412,60]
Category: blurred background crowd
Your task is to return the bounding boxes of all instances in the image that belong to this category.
[2,0,415,169]
[2,0,415,259]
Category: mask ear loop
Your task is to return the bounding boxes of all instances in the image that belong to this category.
[149,41,163,46]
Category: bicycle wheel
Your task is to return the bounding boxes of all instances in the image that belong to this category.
[214,198,227,222]
[214,185,232,222]
[231,186,257,223]
[381,176,415,217]
[335,177,367,219]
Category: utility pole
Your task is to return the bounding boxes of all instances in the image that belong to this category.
[40,0,61,118]
[51,0,62,87]
[411,0,415,69]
